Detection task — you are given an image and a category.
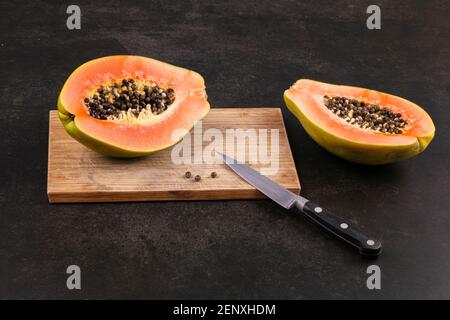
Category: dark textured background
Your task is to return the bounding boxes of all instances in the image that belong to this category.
[1,0,449,299]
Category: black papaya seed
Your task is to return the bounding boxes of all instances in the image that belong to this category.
[85,80,176,120]
[324,95,407,134]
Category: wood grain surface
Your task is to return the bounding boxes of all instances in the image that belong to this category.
[47,108,300,203]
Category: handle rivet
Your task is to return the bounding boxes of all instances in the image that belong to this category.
[367,240,375,246]
[340,223,348,229]
[314,207,323,213]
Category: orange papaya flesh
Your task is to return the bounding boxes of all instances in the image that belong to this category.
[284,79,435,164]
[57,55,210,157]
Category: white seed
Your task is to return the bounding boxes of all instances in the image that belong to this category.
[348,110,354,118]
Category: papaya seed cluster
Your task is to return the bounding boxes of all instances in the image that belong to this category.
[84,78,175,120]
[324,96,408,134]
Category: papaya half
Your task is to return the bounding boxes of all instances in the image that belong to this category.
[57,55,210,157]
[284,80,435,164]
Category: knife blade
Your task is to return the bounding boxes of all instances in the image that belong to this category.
[218,152,382,258]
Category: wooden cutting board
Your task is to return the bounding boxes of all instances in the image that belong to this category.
[47,108,300,203]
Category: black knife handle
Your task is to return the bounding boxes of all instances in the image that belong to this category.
[297,201,382,258]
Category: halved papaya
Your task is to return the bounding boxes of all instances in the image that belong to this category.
[57,55,210,157]
[284,79,435,164]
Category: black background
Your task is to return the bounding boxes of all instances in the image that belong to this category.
[1,0,449,299]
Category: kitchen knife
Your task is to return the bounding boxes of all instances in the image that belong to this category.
[218,152,382,258]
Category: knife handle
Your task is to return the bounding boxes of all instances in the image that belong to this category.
[297,201,382,258]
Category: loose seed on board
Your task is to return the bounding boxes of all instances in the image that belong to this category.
[194,175,201,182]
[324,96,408,134]
[211,172,217,178]
[185,171,192,179]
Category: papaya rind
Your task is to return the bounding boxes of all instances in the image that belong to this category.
[284,92,434,165]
